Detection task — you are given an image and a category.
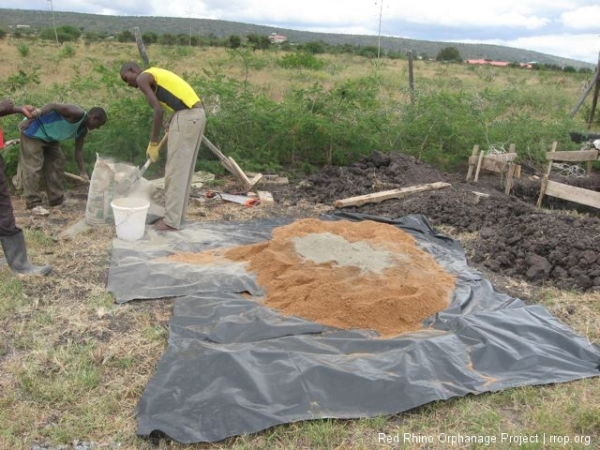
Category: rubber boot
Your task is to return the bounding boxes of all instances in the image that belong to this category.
[1,231,52,277]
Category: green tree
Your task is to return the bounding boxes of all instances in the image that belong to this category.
[436,46,462,62]
[158,33,176,45]
[83,31,102,43]
[359,46,379,59]
[40,25,81,43]
[226,35,242,49]
[246,34,272,51]
[258,35,271,50]
[116,30,135,42]
[142,31,158,44]
[0,28,7,39]
[246,33,260,50]
[302,41,326,54]
[177,34,189,46]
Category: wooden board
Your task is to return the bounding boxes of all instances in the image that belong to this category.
[257,190,275,206]
[465,145,479,181]
[543,180,600,209]
[467,152,518,165]
[545,149,599,162]
[250,174,289,185]
[201,136,235,172]
[334,182,451,208]
[468,153,519,175]
[537,141,599,209]
[201,135,262,190]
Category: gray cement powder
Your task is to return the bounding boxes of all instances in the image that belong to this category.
[292,232,397,273]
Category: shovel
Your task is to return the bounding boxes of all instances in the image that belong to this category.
[127,133,169,191]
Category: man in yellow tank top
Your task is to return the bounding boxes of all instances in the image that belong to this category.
[120,62,206,231]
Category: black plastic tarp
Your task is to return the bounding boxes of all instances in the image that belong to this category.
[107,213,600,443]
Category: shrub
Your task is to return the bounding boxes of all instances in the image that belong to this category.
[58,43,76,58]
[17,43,29,57]
[436,46,462,62]
[278,52,325,70]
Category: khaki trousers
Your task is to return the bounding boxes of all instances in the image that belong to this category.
[19,134,65,209]
[164,108,206,229]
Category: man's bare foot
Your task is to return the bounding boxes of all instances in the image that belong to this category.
[154,218,177,231]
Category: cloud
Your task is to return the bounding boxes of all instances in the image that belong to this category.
[458,32,600,64]
[560,5,600,30]
[3,0,600,63]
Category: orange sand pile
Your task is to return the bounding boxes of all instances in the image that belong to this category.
[166,219,456,337]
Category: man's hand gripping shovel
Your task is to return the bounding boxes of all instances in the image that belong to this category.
[127,133,168,191]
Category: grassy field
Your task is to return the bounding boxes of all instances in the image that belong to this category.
[0,39,599,449]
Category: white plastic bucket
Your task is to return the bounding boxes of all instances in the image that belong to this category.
[110,197,150,241]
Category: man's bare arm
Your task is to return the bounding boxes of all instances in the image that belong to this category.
[136,73,164,142]
[37,103,85,123]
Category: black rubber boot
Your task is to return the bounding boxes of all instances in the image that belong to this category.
[1,231,52,276]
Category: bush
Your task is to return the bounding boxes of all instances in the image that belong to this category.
[59,43,76,58]
[17,43,29,57]
[278,52,325,70]
[436,46,462,62]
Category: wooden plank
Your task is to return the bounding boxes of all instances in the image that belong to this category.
[200,136,262,189]
[587,52,600,129]
[334,182,451,208]
[544,180,600,209]
[468,152,517,166]
[545,149,599,162]
[504,163,517,195]
[227,156,251,183]
[485,153,518,163]
[570,69,600,117]
[246,173,264,191]
[536,176,549,208]
[224,156,262,190]
[201,136,236,172]
[474,150,485,182]
[257,190,274,206]
[479,158,509,174]
[249,173,289,185]
[543,141,558,177]
[465,145,479,181]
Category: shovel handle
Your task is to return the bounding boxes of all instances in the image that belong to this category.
[138,132,168,175]
[139,158,152,173]
[64,172,90,183]
[156,132,169,151]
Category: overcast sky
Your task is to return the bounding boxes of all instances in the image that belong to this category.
[5,0,600,64]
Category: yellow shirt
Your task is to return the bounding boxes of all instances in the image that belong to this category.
[143,67,201,112]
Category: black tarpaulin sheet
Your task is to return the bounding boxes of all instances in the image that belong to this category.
[107,218,291,303]
[106,213,600,444]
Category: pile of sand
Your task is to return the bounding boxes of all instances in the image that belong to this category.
[166,219,456,337]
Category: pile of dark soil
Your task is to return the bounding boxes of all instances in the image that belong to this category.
[275,151,600,292]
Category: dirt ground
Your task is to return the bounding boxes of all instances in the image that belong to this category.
[10,149,600,305]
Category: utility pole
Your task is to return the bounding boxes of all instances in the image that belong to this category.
[188,4,192,46]
[376,0,384,59]
[47,0,59,46]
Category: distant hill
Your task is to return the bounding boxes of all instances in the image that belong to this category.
[0,8,594,69]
